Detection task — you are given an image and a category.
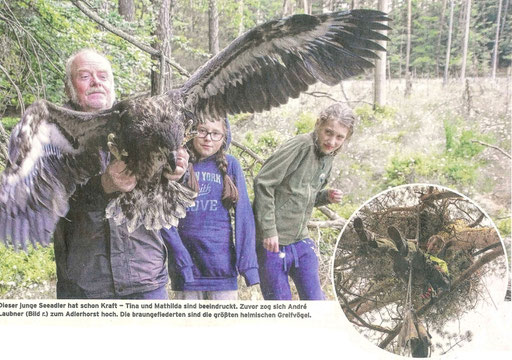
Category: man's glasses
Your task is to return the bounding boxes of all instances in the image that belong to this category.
[195,128,224,142]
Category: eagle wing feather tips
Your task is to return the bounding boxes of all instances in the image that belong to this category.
[0,100,112,250]
[183,9,390,120]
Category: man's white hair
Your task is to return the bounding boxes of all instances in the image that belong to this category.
[64,48,116,106]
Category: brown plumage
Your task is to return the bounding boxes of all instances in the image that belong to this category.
[0,9,390,250]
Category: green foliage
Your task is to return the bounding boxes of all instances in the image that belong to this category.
[0,243,56,297]
[378,130,407,144]
[383,151,479,188]
[228,112,253,126]
[383,153,429,187]
[242,129,283,159]
[496,217,511,237]
[383,117,492,188]
[329,202,359,220]
[294,112,315,135]
[355,104,397,128]
[1,117,19,131]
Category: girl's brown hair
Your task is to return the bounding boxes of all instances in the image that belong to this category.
[189,119,239,209]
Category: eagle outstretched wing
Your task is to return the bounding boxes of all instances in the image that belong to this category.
[1,9,391,249]
[182,9,390,121]
[0,100,117,250]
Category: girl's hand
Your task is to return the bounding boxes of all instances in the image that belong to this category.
[263,236,280,253]
[328,189,343,203]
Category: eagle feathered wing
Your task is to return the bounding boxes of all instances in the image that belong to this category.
[106,180,197,233]
[0,100,117,249]
[182,9,390,121]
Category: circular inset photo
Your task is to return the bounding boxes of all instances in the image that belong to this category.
[333,184,508,358]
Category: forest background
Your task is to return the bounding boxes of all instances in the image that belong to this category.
[0,0,510,303]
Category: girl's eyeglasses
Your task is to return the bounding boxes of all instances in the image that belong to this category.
[195,128,224,142]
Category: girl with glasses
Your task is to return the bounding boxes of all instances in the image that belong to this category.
[161,118,259,300]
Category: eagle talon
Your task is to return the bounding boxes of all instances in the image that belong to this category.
[182,131,197,146]
[107,133,128,160]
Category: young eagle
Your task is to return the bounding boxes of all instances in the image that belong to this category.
[0,9,390,250]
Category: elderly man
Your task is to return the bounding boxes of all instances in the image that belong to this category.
[54,49,183,299]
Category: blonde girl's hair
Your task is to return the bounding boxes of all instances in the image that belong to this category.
[315,103,356,140]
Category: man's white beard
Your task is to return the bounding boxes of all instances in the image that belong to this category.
[67,80,116,111]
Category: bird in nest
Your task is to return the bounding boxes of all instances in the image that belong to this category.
[0,9,390,250]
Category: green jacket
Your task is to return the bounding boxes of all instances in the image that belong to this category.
[253,133,333,245]
[426,254,449,275]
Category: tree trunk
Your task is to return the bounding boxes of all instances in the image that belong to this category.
[118,0,135,22]
[151,0,174,95]
[443,0,455,85]
[500,0,509,36]
[458,0,466,38]
[322,0,333,13]
[351,0,359,9]
[435,0,448,77]
[405,0,412,97]
[507,66,512,117]
[398,37,403,79]
[374,0,389,108]
[303,0,312,14]
[282,0,293,17]
[491,0,504,79]
[208,0,220,55]
[460,0,472,83]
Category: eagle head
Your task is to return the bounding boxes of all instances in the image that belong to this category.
[118,96,186,183]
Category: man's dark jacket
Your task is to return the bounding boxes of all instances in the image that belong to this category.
[53,102,168,299]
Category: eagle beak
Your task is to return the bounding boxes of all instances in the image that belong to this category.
[168,151,177,173]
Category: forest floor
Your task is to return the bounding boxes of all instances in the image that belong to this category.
[2,77,511,300]
[233,76,511,219]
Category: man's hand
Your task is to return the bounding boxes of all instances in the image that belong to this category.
[328,189,343,203]
[263,236,280,253]
[101,160,137,194]
[163,171,182,181]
